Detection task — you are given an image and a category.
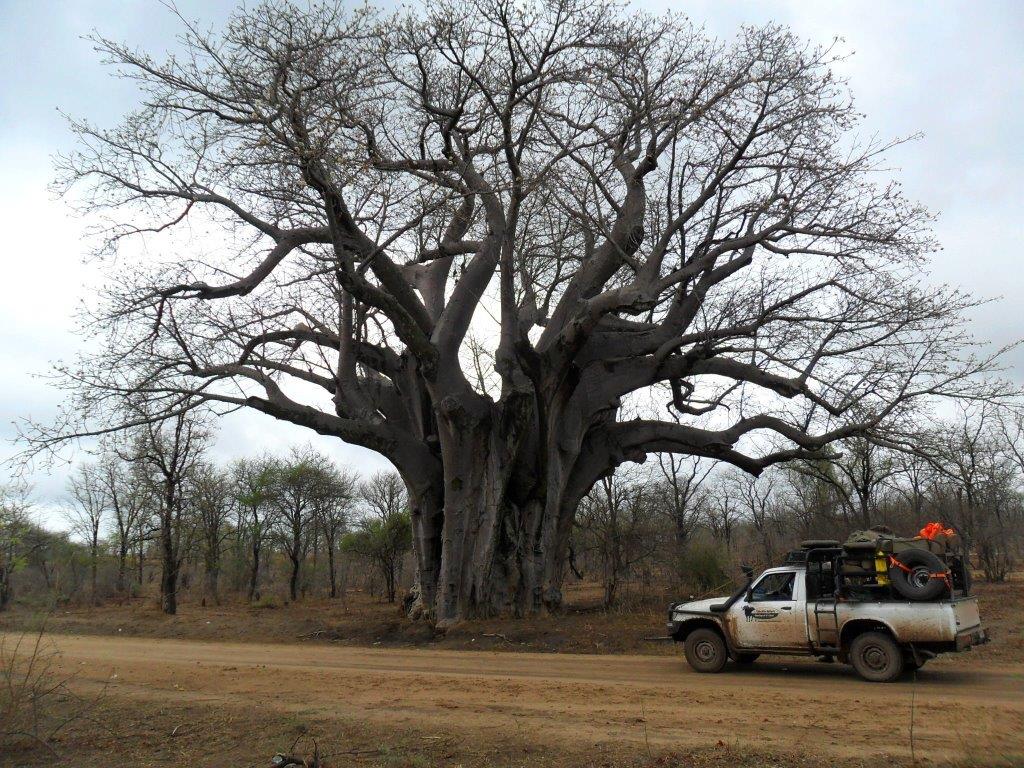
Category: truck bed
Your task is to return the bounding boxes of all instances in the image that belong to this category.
[817,595,982,647]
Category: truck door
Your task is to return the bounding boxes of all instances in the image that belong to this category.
[731,569,808,649]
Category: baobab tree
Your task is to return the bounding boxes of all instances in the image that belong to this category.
[34,1,1011,624]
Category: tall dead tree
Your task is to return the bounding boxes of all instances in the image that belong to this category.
[35,1,1012,623]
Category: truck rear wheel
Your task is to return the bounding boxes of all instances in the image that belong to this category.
[849,631,904,682]
[684,628,727,673]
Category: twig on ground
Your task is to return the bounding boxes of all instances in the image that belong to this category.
[638,695,652,760]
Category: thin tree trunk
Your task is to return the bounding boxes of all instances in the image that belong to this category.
[204,557,220,606]
[288,554,300,601]
[0,564,11,611]
[248,541,261,602]
[90,536,99,606]
[116,542,128,595]
[160,496,177,615]
[327,538,338,599]
[137,538,144,590]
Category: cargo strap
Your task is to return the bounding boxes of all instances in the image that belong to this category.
[888,555,952,591]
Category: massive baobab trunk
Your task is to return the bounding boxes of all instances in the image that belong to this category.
[40,0,1009,624]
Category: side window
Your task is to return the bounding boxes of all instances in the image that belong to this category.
[750,572,795,602]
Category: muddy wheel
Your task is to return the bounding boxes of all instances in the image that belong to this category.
[684,628,727,673]
[849,631,904,682]
[733,652,759,665]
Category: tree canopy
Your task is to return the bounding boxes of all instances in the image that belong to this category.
[32,0,1013,622]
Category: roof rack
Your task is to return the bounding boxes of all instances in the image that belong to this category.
[784,546,843,565]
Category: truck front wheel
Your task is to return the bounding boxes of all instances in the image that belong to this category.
[684,628,728,673]
[849,631,904,682]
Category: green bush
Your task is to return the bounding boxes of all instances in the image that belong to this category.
[678,540,731,592]
[251,594,280,610]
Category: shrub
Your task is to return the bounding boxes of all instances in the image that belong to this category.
[678,540,731,593]
[0,625,96,755]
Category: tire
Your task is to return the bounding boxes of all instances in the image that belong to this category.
[733,652,759,665]
[889,549,949,601]
[849,631,904,682]
[684,628,728,673]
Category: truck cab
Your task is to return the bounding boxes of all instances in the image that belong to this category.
[668,559,986,682]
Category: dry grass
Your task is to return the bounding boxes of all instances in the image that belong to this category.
[0,625,102,758]
[2,578,1020,767]
[6,693,940,768]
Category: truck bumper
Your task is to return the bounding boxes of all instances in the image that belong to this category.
[955,627,989,651]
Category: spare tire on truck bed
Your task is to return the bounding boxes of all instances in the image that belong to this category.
[888,548,949,601]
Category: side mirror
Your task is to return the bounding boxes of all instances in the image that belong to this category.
[741,564,755,580]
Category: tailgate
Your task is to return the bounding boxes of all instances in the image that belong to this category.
[952,597,981,631]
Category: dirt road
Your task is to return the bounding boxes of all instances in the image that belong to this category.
[41,634,1024,763]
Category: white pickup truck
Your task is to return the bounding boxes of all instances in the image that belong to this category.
[668,563,987,682]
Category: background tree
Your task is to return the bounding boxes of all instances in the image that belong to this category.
[727,469,779,565]
[575,472,658,608]
[191,462,234,605]
[65,464,108,605]
[273,448,335,601]
[34,0,1014,623]
[232,456,279,603]
[314,467,358,599]
[129,409,208,614]
[100,451,150,596]
[0,486,32,611]
[933,405,1018,581]
[345,472,412,604]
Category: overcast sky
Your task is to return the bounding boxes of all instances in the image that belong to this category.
[1,0,1022,526]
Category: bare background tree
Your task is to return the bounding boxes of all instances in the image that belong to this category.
[315,467,358,600]
[23,0,1016,624]
[0,486,33,612]
[346,472,412,604]
[128,409,208,614]
[65,464,108,606]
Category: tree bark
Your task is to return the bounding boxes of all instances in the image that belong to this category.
[0,564,11,612]
[159,493,178,615]
[89,535,99,607]
[288,553,300,602]
[326,539,338,599]
[204,555,220,606]
[248,541,261,603]
[116,542,128,595]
